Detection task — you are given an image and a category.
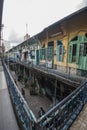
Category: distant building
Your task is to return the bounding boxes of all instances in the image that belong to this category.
[24,33,30,41]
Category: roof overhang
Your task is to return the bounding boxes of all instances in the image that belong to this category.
[37,7,87,40]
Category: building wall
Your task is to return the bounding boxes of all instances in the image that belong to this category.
[8,8,87,76]
[39,15,87,74]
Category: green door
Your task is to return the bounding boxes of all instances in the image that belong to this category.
[47,41,54,68]
[36,50,39,65]
[47,47,54,68]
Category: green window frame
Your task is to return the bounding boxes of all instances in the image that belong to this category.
[56,41,64,62]
[46,47,54,61]
[68,36,79,63]
[39,48,46,60]
[68,43,77,63]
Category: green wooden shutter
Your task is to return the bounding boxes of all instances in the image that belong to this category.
[47,47,53,61]
[76,43,80,64]
[60,45,64,61]
[56,45,60,61]
[68,45,73,63]
[40,48,46,60]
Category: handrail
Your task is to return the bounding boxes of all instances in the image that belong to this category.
[3,59,87,130]
[13,59,85,82]
[37,81,86,123]
[14,60,80,87]
[3,61,37,130]
[35,81,87,130]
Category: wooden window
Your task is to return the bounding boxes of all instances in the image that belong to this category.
[79,44,84,56]
[68,36,78,63]
[72,44,77,62]
[40,48,46,60]
[68,45,72,63]
[47,41,54,61]
[47,47,54,61]
[68,44,77,63]
[83,43,87,56]
[79,43,87,56]
[56,41,64,62]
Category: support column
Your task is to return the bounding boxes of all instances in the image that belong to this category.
[60,84,64,99]
[53,79,57,105]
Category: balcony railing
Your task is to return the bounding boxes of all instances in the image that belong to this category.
[2,60,87,130]
[3,61,36,130]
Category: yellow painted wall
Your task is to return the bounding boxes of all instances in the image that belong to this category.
[39,12,87,70]
[40,31,87,69]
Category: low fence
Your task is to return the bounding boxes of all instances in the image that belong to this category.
[3,61,87,130]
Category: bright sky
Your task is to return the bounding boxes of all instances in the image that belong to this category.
[2,0,85,44]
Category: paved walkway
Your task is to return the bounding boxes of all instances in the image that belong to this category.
[70,103,87,130]
[0,62,19,130]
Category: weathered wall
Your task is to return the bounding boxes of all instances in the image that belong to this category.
[39,12,87,74]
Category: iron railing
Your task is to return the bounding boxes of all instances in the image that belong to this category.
[3,61,37,130]
[3,61,87,130]
[36,81,87,130]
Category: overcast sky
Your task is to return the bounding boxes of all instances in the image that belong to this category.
[2,0,86,45]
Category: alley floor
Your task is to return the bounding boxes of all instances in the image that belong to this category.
[69,103,87,130]
[10,70,52,119]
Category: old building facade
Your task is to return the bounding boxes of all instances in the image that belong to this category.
[7,7,87,77]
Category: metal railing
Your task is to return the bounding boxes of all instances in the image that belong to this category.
[3,60,87,130]
[36,81,87,130]
[3,61,37,130]
[12,59,84,84]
